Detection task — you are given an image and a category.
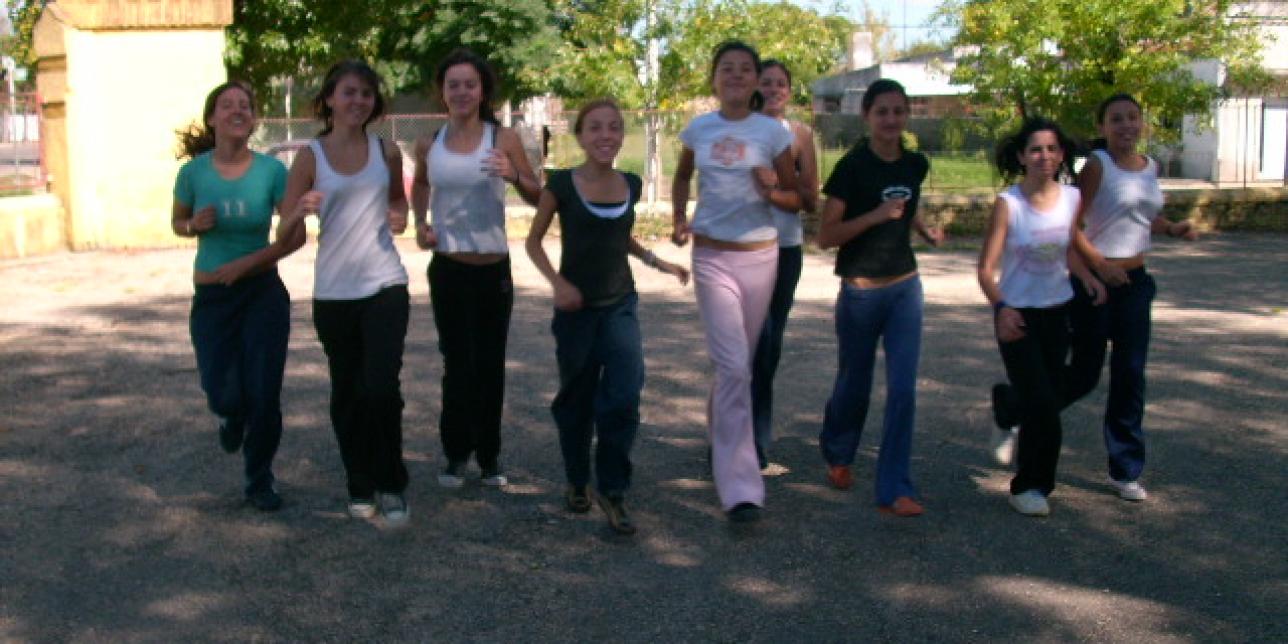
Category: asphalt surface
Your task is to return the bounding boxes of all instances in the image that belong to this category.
[1,233,1284,642]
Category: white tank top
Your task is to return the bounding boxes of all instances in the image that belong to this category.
[999,184,1078,308]
[1084,149,1163,258]
[428,122,509,254]
[310,135,409,300]
[770,118,804,248]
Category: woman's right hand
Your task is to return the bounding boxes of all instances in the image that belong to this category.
[995,307,1026,343]
[553,279,584,312]
[1093,260,1130,287]
[869,198,906,224]
[416,222,438,250]
[190,205,217,234]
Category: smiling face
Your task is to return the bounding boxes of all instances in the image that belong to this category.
[711,49,758,108]
[442,63,484,119]
[1019,129,1065,179]
[758,65,791,115]
[324,73,376,130]
[207,86,255,141]
[1099,99,1143,153]
[575,105,624,165]
[863,90,909,147]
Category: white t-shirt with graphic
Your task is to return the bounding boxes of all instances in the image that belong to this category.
[680,111,793,243]
[998,184,1078,308]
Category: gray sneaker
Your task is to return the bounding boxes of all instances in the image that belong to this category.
[1009,490,1050,517]
[480,465,508,488]
[1109,478,1148,502]
[437,460,466,489]
[347,497,377,519]
[378,493,409,526]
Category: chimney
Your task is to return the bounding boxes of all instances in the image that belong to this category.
[849,31,874,70]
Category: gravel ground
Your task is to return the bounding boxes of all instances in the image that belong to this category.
[1,233,1285,642]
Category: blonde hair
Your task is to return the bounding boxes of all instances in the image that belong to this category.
[573,98,623,134]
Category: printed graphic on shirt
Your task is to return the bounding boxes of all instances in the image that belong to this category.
[882,186,913,201]
[219,198,249,219]
[710,136,747,167]
[1017,226,1067,274]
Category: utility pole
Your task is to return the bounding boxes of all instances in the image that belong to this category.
[644,0,661,213]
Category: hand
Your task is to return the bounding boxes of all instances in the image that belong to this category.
[923,226,945,247]
[484,149,515,183]
[211,255,255,286]
[416,222,438,250]
[1083,275,1108,306]
[1094,260,1130,287]
[190,205,217,234]
[995,306,1026,343]
[293,190,324,221]
[870,198,906,223]
[752,166,779,200]
[388,208,408,235]
[553,280,584,312]
[671,220,691,247]
[1170,221,1199,241]
[659,260,690,286]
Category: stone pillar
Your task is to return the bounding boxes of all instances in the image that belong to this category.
[33,0,232,250]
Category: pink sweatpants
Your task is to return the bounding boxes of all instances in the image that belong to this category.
[692,245,778,511]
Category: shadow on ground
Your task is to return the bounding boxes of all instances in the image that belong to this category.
[0,233,1284,641]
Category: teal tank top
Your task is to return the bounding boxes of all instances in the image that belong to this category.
[173,151,288,273]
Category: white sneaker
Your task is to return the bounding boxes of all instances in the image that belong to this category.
[1009,490,1050,516]
[990,427,1017,465]
[760,462,791,477]
[437,461,466,489]
[347,497,377,519]
[480,465,508,488]
[378,492,410,526]
[1109,478,1148,502]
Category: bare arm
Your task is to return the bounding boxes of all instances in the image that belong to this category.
[815,195,906,250]
[497,127,542,206]
[977,196,1027,342]
[523,189,565,289]
[794,122,820,213]
[627,236,689,285]
[760,147,801,213]
[383,138,408,234]
[671,147,695,246]
[411,136,437,250]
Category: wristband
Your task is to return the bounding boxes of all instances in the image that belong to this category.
[644,251,658,268]
[185,219,193,235]
[993,300,1008,314]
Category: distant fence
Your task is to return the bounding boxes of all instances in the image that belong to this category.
[0,92,44,195]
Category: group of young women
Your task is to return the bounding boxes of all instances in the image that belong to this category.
[170,41,1193,531]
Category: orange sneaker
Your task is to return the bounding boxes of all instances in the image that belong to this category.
[826,465,854,490]
[878,496,924,517]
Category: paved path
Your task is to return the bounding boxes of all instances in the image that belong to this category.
[1,233,1284,641]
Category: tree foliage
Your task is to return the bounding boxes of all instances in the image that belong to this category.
[659,0,851,108]
[226,0,559,111]
[940,0,1272,143]
[3,0,48,84]
[548,0,676,109]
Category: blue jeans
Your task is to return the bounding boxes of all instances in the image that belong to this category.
[820,276,923,505]
[1067,269,1155,482]
[550,293,645,495]
[751,245,803,468]
[190,270,290,496]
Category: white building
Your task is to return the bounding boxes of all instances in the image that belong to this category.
[1182,2,1288,185]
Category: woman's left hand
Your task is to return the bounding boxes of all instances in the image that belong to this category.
[752,166,779,200]
[484,149,516,183]
[660,260,690,286]
[1170,221,1199,241]
[923,227,945,247]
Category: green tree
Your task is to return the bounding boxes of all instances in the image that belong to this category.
[548,0,679,109]
[660,0,850,108]
[3,0,47,84]
[940,0,1272,143]
[225,0,559,111]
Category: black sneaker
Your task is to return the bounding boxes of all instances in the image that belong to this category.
[727,502,762,523]
[991,384,1019,430]
[219,417,245,454]
[247,487,282,512]
[565,485,592,513]
[596,493,636,535]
